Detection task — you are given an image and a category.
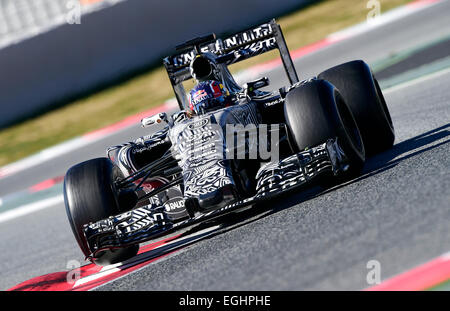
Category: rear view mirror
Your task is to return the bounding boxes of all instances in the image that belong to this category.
[141,112,168,128]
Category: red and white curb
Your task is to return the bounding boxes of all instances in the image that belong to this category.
[367,252,450,291]
[7,235,181,291]
[8,224,221,291]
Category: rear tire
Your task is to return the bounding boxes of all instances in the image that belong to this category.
[318,60,394,155]
[284,79,365,179]
[63,158,139,266]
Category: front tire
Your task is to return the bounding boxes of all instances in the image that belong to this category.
[63,158,139,266]
[284,79,365,179]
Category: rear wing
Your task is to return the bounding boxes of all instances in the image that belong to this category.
[163,19,299,110]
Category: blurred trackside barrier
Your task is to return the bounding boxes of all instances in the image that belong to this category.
[0,0,309,128]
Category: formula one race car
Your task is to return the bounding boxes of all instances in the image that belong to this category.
[64,20,395,266]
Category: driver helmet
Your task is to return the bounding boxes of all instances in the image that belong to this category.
[188,80,230,115]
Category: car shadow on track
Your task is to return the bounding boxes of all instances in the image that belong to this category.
[325,122,450,194]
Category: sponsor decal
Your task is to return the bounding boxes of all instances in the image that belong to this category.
[264,97,284,107]
[164,197,185,213]
[191,89,209,105]
[167,23,274,68]
[222,23,273,50]
[188,118,209,129]
[132,139,166,154]
[163,188,188,219]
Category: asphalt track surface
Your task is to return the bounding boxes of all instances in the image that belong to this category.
[0,1,449,290]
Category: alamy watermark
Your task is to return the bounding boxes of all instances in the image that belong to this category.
[367,0,381,25]
[366,259,381,285]
[181,122,280,164]
[66,0,82,25]
[66,259,81,284]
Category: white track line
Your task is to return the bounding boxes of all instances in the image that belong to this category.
[0,137,87,178]
[383,66,450,93]
[0,195,64,223]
